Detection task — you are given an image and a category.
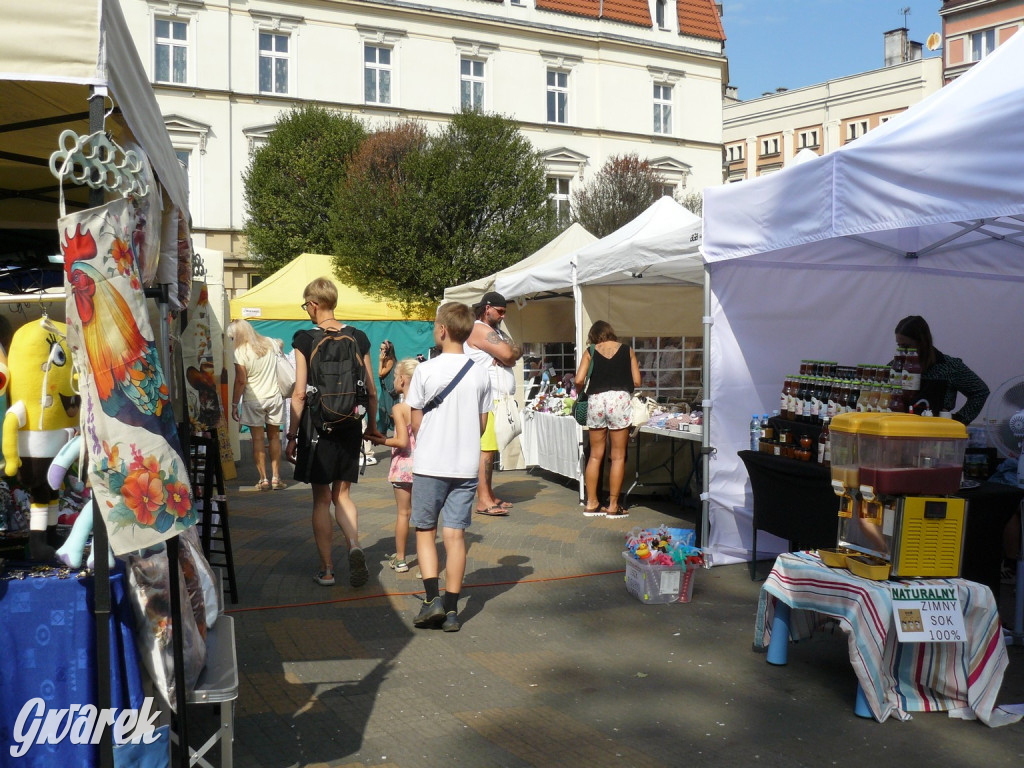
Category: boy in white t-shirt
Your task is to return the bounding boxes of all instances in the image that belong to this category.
[405,303,492,632]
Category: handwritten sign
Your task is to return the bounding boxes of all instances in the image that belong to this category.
[891,585,966,643]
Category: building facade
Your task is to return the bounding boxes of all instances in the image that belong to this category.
[940,0,1023,81]
[722,29,942,182]
[120,0,727,295]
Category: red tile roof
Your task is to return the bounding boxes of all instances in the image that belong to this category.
[534,0,650,28]
[678,0,725,42]
[533,0,725,41]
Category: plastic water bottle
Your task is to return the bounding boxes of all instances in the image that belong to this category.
[540,370,549,394]
[749,414,761,451]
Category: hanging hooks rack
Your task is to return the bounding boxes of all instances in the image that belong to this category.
[48,128,149,199]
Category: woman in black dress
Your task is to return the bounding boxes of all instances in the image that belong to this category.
[286,277,381,587]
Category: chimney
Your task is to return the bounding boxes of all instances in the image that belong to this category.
[884,28,910,66]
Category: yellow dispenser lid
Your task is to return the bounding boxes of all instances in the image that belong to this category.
[836,412,967,439]
[830,412,875,435]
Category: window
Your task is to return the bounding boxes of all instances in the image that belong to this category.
[655,0,667,28]
[175,149,191,194]
[846,120,868,141]
[547,70,568,124]
[797,129,818,149]
[661,184,676,198]
[971,29,996,61]
[259,32,290,94]
[760,137,779,157]
[154,18,188,84]
[522,342,575,397]
[653,84,672,134]
[546,177,570,225]
[460,58,485,111]
[364,45,392,105]
[727,144,744,163]
[633,336,704,402]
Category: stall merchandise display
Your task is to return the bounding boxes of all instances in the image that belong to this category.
[623,525,704,604]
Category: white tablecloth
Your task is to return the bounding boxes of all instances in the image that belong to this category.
[520,409,580,479]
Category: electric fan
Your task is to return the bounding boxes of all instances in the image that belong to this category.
[984,376,1024,488]
[984,375,1024,646]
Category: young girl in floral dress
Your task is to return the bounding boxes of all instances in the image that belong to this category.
[368,357,419,572]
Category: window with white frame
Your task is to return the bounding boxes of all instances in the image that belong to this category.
[661,183,676,198]
[547,70,568,124]
[546,177,570,225]
[364,45,392,105]
[175,150,191,195]
[655,0,667,28]
[634,336,704,402]
[846,120,869,141]
[653,84,672,134]
[760,137,779,156]
[154,18,188,84]
[797,129,818,149]
[971,29,996,61]
[727,144,744,163]
[460,58,485,111]
[259,32,290,95]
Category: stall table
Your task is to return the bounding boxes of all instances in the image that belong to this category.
[520,409,580,480]
[754,551,1020,726]
[624,426,702,507]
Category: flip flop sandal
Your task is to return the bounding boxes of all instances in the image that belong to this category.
[256,480,271,491]
[583,506,606,517]
[476,504,510,516]
[603,508,630,519]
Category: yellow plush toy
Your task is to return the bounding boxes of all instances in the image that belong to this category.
[2,319,80,560]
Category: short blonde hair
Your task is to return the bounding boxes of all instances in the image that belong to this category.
[303,277,337,310]
[394,357,419,380]
[435,302,474,343]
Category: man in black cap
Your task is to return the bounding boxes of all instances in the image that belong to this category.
[464,291,522,515]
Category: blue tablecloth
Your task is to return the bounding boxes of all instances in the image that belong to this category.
[0,563,144,767]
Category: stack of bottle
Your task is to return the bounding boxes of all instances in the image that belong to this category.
[778,352,924,426]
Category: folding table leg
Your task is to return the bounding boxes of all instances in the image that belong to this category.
[766,600,790,665]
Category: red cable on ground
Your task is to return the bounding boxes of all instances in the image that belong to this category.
[224,568,627,614]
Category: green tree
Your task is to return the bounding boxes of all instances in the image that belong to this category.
[571,154,664,238]
[331,110,553,308]
[679,190,703,218]
[243,105,366,275]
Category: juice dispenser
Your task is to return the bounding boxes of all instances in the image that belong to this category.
[832,413,969,579]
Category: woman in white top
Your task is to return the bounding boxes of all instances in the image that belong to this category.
[228,319,286,491]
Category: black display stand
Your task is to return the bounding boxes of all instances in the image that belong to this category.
[738,450,840,580]
[187,433,239,604]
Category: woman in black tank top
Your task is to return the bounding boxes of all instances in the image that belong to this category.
[573,321,641,518]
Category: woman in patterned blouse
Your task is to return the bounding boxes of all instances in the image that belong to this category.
[894,315,990,424]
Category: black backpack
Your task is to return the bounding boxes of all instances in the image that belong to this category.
[305,327,370,435]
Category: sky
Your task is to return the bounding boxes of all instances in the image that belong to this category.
[722,0,943,101]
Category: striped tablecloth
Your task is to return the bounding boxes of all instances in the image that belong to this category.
[754,551,1021,726]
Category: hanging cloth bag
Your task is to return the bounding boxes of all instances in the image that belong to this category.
[572,345,596,427]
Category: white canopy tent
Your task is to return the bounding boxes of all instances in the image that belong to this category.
[443,222,597,344]
[1,0,189,229]
[702,31,1024,564]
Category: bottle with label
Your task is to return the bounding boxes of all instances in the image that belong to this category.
[782,376,796,420]
[903,347,922,406]
[889,384,905,413]
[761,415,773,441]
[750,415,761,451]
[818,417,831,466]
[847,379,861,412]
[801,378,814,422]
[890,348,905,387]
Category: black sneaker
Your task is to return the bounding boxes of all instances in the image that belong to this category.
[414,597,445,628]
[349,548,369,588]
[442,611,461,632]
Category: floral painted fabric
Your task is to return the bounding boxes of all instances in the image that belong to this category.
[61,197,197,555]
